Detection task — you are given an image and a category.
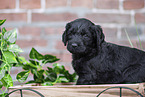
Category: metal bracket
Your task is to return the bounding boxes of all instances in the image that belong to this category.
[96,86,144,97]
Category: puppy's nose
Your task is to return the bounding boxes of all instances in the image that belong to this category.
[72,43,78,47]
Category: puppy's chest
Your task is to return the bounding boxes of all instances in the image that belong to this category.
[72,58,101,73]
[72,57,115,73]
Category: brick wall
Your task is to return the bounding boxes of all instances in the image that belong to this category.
[0,0,145,74]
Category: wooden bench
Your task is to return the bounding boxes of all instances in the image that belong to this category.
[8,83,145,97]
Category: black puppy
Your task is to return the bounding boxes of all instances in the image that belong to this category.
[62,18,145,85]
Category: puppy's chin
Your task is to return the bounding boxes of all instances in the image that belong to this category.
[67,46,86,54]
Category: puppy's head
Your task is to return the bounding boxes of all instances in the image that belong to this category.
[62,18,105,54]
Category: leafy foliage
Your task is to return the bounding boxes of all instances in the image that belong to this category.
[0,19,77,96]
[45,63,77,85]
[17,48,76,85]
[0,19,6,26]
[0,19,23,96]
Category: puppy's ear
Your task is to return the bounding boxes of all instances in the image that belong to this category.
[90,25,105,46]
[62,23,71,46]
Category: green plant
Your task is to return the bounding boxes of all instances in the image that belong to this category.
[125,29,134,48]
[0,19,23,96]
[44,63,77,85]
[16,47,77,86]
[125,25,143,50]
[0,19,77,96]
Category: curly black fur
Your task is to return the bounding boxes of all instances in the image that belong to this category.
[62,18,145,85]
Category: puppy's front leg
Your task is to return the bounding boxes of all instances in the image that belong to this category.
[76,77,85,85]
[76,75,95,85]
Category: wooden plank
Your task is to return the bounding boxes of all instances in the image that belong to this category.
[8,83,145,97]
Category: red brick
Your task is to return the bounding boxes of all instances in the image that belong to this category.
[139,41,145,50]
[96,0,119,9]
[57,27,65,34]
[102,27,118,41]
[20,0,41,9]
[121,27,142,38]
[123,0,144,10]
[44,27,65,35]
[16,39,47,48]
[32,13,78,22]
[116,38,144,50]
[46,0,67,8]
[55,40,66,50]
[44,27,56,35]
[4,27,15,31]
[144,28,145,34]
[71,0,93,8]
[0,0,15,9]
[0,13,27,22]
[135,13,145,24]
[86,13,131,24]
[117,40,136,47]
[19,27,41,36]
[131,40,141,49]
[61,53,72,62]
[103,27,117,37]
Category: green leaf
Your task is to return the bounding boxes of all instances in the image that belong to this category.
[0,68,5,80]
[31,69,37,75]
[0,62,12,71]
[8,44,23,52]
[1,37,7,50]
[53,63,58,67]
[29,59,39,66]
[18,56,28,64]
[14,56,26,67]
[16,70,30,83]
[0,81,3,88]
[3,28,17,43]
[14,56,28,67]
[31,69,45,83]
[25,80,36,84]
[23,63,37,70]
[46,67,53,73]
[56,77,69,83]
[3,51,18,64]
[0,33,2,37]
[53,63,64,74]
[29,48,44,60]
[0,93,8,97]
[42,54,59,63]
[64,71,77,82]
[2,27,7,35]
[45,72,57,82]
[1,74,13,87]
[0,19,6,26]
[34,70,45,83]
